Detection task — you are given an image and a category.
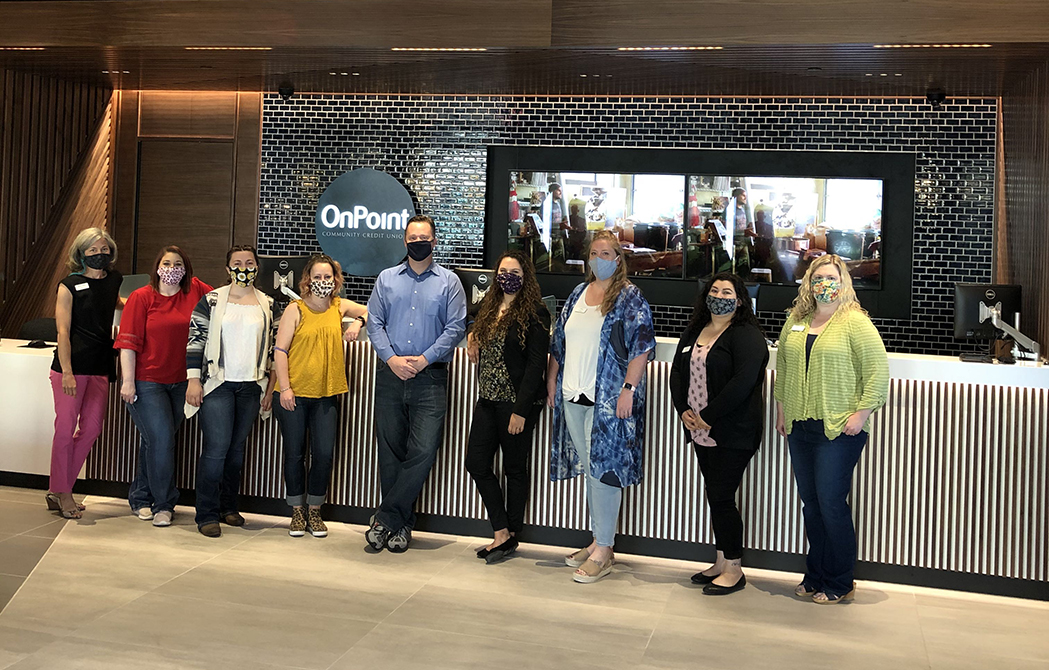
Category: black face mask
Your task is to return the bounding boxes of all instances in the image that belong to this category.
[406,240,433,262]
[84,253,112,270]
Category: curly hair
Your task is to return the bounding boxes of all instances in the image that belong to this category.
[788,254,866,321]
[585,230,630,316]
[472,250,543,349]
[685,272,763,340]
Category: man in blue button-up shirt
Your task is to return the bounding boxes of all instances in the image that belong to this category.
[365,214,466,552]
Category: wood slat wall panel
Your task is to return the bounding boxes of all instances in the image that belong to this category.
[88,344,1049,582]
[0,70,112,336]
[1002,61,1049,354]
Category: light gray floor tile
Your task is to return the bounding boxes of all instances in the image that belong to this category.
[0,504,65,537]
[0,577,24,614]
[70,592,376,670]
[0,536,55,578]
[382,584,653,660]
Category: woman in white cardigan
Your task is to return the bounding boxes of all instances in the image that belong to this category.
[186,245,277,537]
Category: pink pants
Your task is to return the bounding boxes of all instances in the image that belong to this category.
[49,370,110,493]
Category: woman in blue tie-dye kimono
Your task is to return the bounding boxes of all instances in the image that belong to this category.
[546,231,656,583]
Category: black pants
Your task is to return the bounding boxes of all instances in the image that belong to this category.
[694,445,755,560]
[465,399,542,534]
[273,394,339,507]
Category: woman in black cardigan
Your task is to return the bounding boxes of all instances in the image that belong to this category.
[466,250,550,564]
[669,272,768,595]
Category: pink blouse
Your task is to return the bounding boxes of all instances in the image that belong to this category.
[687,341,717,447]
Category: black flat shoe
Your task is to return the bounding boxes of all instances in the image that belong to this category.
[702,574,746,596]
[484,537,519,564]
[476,546,491,559]
[690,571,720,585]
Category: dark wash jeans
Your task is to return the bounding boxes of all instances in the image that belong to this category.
[273,393,339,507]
[194,381,261,526]
[373,360,448,532]
[787,418,868,597]
[127,380,188,514]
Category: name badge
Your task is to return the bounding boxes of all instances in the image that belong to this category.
[75,283,90,292]
[682,345,692,353]
[791,324,805,332]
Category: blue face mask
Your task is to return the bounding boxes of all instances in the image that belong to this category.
[590,256,618,281]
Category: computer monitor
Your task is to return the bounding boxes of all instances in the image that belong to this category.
[257,256,312,304]
[746,283,760,313]
[953,283,1022,339]
[455,268,494,318]
[119,274,151,299]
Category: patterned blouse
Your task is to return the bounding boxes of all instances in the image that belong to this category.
[478,328,516,403]
[687,342,716,447]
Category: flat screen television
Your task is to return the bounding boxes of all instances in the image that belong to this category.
[485,147,915,319]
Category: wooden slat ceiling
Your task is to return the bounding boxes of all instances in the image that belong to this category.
[1,1,1049,96]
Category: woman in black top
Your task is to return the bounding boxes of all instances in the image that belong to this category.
[465,250,550,563]
[47,228,123,518]
[669,272,768,595]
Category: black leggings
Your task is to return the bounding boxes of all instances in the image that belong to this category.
[465,399,542,534]
[694,445,755,561]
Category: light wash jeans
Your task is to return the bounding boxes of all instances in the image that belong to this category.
[563,400,622,547]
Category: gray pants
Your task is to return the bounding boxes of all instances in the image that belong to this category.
[563,400,622,547]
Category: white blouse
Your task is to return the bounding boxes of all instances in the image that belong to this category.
[220,302,265,382]
[561,297,606,402]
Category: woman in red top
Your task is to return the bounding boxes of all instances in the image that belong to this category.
[115,246,211,527]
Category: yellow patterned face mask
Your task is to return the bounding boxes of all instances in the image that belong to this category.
[228,266,258,288]
[811,277,841,304]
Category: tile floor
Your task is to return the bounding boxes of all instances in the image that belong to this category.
[0,486,1047,670]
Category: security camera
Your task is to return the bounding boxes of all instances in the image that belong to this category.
[278,82,295,101]
[926,88,947,110]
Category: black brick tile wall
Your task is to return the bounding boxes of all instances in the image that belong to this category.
[259,95,996,355]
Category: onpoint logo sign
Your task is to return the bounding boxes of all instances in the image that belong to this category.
[314,168,416,276]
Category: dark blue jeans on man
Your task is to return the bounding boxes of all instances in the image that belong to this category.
[273,394,339,507]
[787,418,868,598]
[127,380,188,514]
[373,361,448,532]
[195,381,261,526]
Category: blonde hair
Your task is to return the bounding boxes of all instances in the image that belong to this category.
[789,254,866,321]
[298,253,344,299]
[66,227,117,273]
[585,230,630,316]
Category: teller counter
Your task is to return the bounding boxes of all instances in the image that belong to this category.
[61,337,1047,598]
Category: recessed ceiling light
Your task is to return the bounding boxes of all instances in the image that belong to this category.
[122,70,129,74]
[865,73,873,76]
[580,74,587,77]
[873,43,991,48]
[329,72,338,76]
[617,46,722,51]
[391,47,487,52]
[351,72,360,76]
[880,73,888,76]
[0,47,46,51]
[184,46,273,51]
[102,70,109,74]
[894,73,903,77]
[340,72,348,76]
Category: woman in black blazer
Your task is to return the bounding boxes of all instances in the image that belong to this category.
[465,250,550,563]
[669,272,768,595]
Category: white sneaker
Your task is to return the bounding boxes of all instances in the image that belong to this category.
[135,508,154,521]
[152,510,172,527]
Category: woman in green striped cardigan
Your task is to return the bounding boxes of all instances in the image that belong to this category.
[774,254,888,605]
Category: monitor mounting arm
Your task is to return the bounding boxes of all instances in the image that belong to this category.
[980,302,1041,364]
[274,271,301,301]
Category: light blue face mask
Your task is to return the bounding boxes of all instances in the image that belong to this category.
[590,255,618,281]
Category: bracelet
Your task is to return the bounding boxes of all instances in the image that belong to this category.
[274,346,289,356]
[356,315,366,324]
[281,387,294,394]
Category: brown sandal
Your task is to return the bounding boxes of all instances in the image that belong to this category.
[565,547,591,568]
[46,493,82,518]
[572,555,615,583]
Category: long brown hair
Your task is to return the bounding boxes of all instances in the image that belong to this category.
[585,230,629,316]
[789,254,865,321]
[149,245,194,294]
[472,250,543,348]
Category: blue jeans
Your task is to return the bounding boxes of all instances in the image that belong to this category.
[273,394,339,507]
[787,419,868,597]
[373,361,448,531]
[562,401,622,548]
[127,380,188,514]
[194,381,261,526]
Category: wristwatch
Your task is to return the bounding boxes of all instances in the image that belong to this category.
[622,382,635,392]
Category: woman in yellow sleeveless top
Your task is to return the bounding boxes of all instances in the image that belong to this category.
[273,254,368,537]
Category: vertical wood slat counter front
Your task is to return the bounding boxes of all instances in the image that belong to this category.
[86,339,1049,593]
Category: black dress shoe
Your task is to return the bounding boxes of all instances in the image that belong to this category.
[690,571,720,585]
[476,547,491,559]
[702,574,746,595]
[484,537,519,564]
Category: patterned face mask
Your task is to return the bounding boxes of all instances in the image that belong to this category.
[83,252,112,270]
[157,266,186,286]
[228,266,257,288]
[706,294,738,316]
[310,278,335,298]
[811,277,842,304]
[496,272,523,294]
